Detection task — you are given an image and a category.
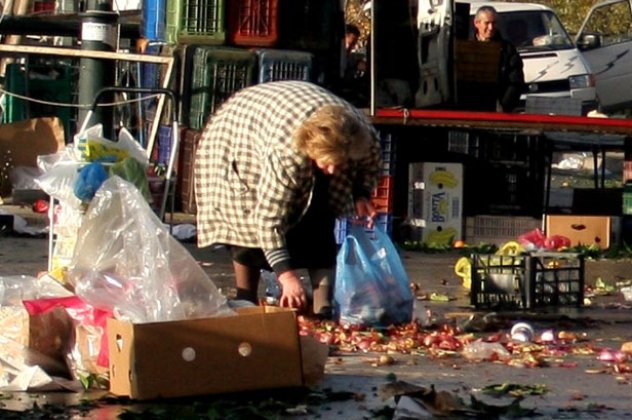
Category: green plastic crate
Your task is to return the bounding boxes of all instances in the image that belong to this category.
[166,0,226,45]
[188,46,255,130]
[2,63,73,140]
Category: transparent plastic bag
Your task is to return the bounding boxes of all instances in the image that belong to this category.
[67,176,233,323]
[334,225,413,327]
[35,150,84,209]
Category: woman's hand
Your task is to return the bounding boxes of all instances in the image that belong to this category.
[277,270,307,310]
[354,197,377,228]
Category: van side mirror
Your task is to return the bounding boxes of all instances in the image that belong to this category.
[576,33,601,51]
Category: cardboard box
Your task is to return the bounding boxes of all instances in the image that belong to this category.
[0,305,72,376]
[546,215,613,248]
[408,162,464,245]
[108,306,304,400]
[0,305,72,364]
[0,117,65,197]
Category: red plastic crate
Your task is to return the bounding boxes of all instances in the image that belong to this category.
[371,175,394,213]
[228,0,279,47]
[33,0,55,13]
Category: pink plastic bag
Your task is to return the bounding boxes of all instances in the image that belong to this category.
[544,235,571,251]
[23,296,112,373]
[518,228,546,250]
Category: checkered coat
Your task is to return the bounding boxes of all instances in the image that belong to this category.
[195,81,381,251]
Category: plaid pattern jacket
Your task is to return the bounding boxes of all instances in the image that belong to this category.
[195,81,381,252]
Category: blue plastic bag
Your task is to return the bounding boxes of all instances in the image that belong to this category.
[334,225,414,327]
[74,162,109,202]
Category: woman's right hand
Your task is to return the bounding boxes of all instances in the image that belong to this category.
[277,270,307,310]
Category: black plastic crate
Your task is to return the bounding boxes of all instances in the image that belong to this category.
[470,252,584,310]
[526,252,585,308]
[187,46,256,129]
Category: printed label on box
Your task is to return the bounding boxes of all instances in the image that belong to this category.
[408,162,463,245]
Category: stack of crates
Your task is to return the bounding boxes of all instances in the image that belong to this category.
[470,252,585,310]
[187,46,256,130]
[334,132,397,245]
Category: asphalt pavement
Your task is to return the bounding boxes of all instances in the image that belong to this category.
[1,203,632,418]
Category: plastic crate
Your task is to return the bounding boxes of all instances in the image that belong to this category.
[470,252,584,310]
[178,129,202,214]
[166,0,226,45]
[335,213,393,245]
[33,0,55,13]
[379,132,396,176]
[188,46,256,130]
[228,0,279,47]
[255,49,313,83]
[371,175,393,214]
[141,43,163,92]
[465,215,542,246]
[156,125,173,166]
[2,63,73,140]
[142,0,167,41]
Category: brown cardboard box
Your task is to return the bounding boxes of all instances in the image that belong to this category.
[0,305,72,363]
[107,306,304,400]
[0,117,65,197]
[0,305,72,376]
[546,215,611,248]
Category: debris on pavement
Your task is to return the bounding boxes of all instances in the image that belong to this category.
[381,380,538,419]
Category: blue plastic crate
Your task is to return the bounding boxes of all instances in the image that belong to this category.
[157,124,173,166]
[143,0,167,41]
[379,132,396,176]
[141,43,163,90]
[335,213,393,245]
[255,48,313,83]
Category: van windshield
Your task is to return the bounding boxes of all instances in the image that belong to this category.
[496,10,574,52]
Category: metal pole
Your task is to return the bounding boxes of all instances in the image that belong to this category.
[77,8,118,137]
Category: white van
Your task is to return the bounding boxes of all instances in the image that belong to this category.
[459,1,598,113]
[576,0,632,114]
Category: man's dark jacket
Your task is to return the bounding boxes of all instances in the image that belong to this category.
[494,33,525,112]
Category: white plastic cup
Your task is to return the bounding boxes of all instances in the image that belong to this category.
[511,322,535,342]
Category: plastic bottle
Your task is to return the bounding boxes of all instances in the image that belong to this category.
[261,270,281,305]
[511,322,535,342]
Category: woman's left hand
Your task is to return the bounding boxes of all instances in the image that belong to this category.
[354,197,377,228]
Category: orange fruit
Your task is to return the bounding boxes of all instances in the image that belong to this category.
[453,240,466,248]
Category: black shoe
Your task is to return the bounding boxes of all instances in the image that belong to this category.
[313,306,333,321]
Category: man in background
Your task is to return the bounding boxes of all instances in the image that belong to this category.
[474,5,525,112]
